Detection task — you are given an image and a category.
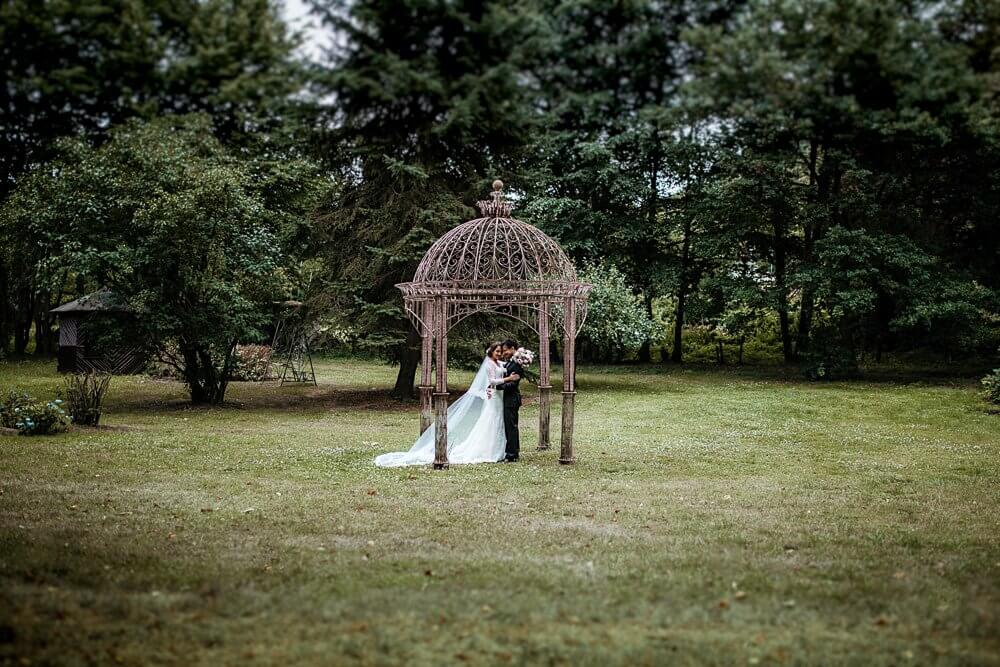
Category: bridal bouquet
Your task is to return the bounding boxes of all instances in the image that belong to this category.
[512,347,534,366]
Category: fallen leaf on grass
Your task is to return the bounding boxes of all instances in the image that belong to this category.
[874,615,892,627]
[718,599,729,609]
[734,591,747,600]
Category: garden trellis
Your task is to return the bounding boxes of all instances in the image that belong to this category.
[396,181,591,468]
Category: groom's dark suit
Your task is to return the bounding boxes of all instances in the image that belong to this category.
[496,359,523,460]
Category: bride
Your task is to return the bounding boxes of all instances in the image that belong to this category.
[375,341,510,467]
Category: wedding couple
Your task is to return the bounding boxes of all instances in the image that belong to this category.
[375,339,529,467]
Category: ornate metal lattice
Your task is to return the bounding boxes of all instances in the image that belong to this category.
[396,181,591,469]
[397,183,590,338]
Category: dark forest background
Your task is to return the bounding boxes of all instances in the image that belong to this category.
[1,0,998,402]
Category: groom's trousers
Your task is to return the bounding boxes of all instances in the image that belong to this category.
[503,404,520,459]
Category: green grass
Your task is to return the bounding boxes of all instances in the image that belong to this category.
[2,357,999,666]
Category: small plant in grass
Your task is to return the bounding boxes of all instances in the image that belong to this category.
[982,369,1000,406]
[63,372,113,426]
[14,400,69,435]
[1,389,33,428]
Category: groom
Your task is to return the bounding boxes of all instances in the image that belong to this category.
[495,339,523,462]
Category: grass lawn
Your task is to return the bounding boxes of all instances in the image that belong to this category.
[1,356,999,666]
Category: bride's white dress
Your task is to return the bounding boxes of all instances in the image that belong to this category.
[374,357,506,467]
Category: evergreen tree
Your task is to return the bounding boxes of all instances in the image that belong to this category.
[686,0,1000,365]
[309,0,538,397]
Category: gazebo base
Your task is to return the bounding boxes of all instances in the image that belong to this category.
[559,390,576,465]
[537,385,552,450]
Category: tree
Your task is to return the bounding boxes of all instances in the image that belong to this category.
[0,115,324,404]
[685,0,1000,362]
[522,0,747,362]
[309,0,538,398]
[0,0,308,355]
[577,262,658,362]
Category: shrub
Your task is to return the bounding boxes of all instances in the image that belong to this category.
[14,400,69,435]
[231,344,273,381]
[1,389,32,428]
[63,372,113,426]
[982,369,1000,405]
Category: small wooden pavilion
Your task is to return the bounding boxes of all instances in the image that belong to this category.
[50,289,146,374]
[396,181,591,468]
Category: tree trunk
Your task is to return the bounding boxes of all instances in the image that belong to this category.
[738,338,744,365]
[392,327,421,399]
[797,290,814,356]
[671,220,692,363]
[772,214,794,363]
[182,341,236,405]
[14,285,32,355]
[0,263,9,355]
[637,292,654,363]
[33,290,56,357]
[671,290,686,363]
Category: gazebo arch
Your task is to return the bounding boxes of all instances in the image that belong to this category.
[397,181,591,469]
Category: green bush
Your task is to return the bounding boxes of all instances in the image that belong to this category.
[982,369,1000,405]
[0,389,32,428]
[63,372,112,426]
[14,400,69,436]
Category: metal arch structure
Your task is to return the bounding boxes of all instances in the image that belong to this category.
[396,181,592,469]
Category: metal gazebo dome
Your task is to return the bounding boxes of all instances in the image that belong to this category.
[396,181,591,469]
[411,209,579,286]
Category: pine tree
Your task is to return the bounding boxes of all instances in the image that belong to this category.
[309,0,538,397]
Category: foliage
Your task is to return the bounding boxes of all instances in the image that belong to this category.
[310,0,539,397]
[0,0,311,356]
[0,0,307,197]
[0,115,325,404]
[0,388,31,428]
[231,345,274,382]
[62,372,112,426]
[13,399,68,435]
[577,262,657,359]
[983,369,1000,406]
[684,0,1000,362]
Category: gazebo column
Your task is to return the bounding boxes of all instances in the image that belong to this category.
[537,298,552,450]
[560,297,577,465]
[432,298,450,469]
[418,301,434,434]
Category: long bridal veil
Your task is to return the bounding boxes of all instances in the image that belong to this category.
[375,356,504,467]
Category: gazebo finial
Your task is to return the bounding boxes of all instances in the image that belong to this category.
[477,179,512,218]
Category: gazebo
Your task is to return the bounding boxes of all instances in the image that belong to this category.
[50,288,146,375]
[396,181,591,469]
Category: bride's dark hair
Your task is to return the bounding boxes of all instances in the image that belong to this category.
[485,341,503,358]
